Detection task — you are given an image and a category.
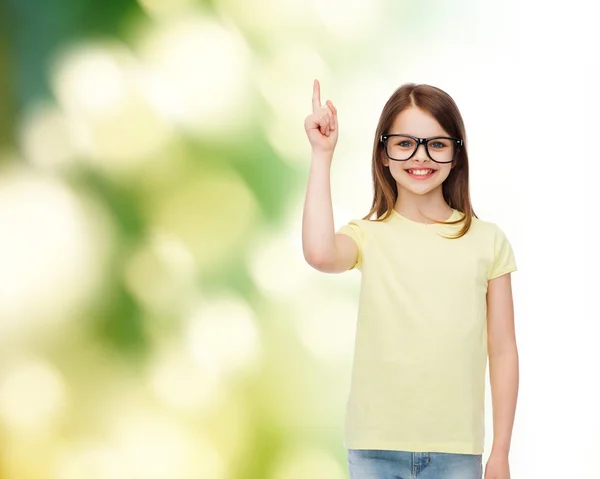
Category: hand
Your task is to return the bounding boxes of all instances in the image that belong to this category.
[304,79,339,154]
[484,450,511,479]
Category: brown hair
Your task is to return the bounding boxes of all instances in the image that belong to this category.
[362,83,477,239]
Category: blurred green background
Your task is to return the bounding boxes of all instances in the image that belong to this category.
[0,0,385,477]
[0,0,502,477]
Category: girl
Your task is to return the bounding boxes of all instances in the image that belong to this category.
[302,79,518,479]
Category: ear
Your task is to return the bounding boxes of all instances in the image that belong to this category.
[381,151,389,167]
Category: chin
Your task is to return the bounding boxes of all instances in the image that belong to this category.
[399,183,442,196]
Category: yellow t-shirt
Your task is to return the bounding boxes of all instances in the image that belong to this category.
[337,208,517,454]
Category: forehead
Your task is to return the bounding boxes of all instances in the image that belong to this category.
[390,107,449,137]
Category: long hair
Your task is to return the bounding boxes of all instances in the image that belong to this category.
[363,83,476,239]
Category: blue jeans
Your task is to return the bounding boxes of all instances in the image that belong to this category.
[347,449,483,479]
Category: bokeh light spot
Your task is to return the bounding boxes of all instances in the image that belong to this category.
[123,231,197,316]
[0,167,114,341]
[0,357,69,435]
[187,295,261,378]
[138,16,252,136]
[148,345,220,411]
[147,168,258,269]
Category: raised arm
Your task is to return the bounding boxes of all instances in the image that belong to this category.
[302,79,358,273]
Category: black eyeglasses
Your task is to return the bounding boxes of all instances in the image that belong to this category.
[380,134,463,164]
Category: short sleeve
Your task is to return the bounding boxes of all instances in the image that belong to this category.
[336,220,364,271]
[488,224,517,280]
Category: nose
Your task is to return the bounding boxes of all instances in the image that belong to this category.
[413,143,431,162]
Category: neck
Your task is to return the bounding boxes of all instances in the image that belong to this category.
[394,187,453,223]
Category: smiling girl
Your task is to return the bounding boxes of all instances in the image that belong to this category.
[302,80,518,479]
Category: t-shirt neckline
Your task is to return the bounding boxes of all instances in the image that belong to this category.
[391,207,459,226]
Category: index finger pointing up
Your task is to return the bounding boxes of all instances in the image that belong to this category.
[312,79,321,112]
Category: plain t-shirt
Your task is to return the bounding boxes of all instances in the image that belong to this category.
[336,208,517,454]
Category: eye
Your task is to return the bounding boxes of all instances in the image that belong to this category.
[429,140,448,149]
[399,141,412,147]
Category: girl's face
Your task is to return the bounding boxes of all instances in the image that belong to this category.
[381,106,456,197]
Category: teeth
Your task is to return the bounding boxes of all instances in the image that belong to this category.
[407,169,434,176]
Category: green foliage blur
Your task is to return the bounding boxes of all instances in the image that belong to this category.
[0,0,379,477]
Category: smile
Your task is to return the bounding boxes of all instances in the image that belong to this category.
[405,168,437,179]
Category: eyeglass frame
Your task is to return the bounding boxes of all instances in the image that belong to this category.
[379,133,463,164]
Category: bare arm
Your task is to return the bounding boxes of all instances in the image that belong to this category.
[487,272,519,457]
[302,152,358,273]
[301,79,358,273]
